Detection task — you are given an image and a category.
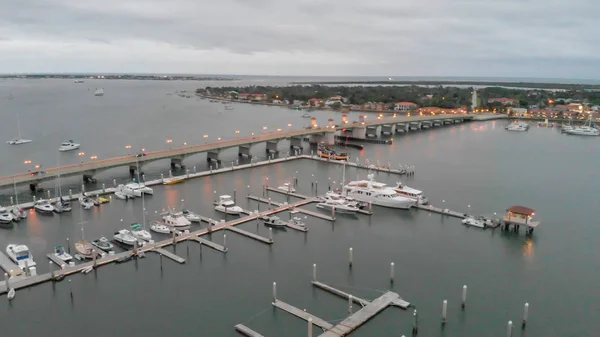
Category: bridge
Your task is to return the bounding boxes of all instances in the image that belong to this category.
[0,114,471,190]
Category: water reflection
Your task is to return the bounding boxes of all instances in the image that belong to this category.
[523,239,535,259]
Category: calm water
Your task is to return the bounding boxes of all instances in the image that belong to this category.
[0,79,598,336]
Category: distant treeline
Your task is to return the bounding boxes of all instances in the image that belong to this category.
[0,74,235,81]
[290,80,600,90]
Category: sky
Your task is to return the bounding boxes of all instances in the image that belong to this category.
[0,0,599,78]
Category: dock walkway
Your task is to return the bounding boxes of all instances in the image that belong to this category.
[153,248,186,264]
[234,324,264,337]
[273,300,333,330]
[226,227,273,244]
[319,292,400,337]
[187,237,228,252]
[312,281,410,309]
[416,204,466,219]
[0,251,24,277]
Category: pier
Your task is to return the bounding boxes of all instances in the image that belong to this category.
[187,237,228,252]
[272,300,334,329]
[0,251,24,277]
[153,248,186,264]
[234,324,265,337]
[226,226,273,244]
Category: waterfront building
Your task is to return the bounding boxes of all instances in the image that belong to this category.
[393,102,418,111]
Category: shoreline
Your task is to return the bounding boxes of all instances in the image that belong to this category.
[289,80,600,90]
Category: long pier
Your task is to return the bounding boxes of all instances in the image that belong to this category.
[272,300,334,330]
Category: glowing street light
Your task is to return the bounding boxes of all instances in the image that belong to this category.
[217,137,222,141]
[24,160,31,165]
[35,164,40,169]
[78,152,85,156]
[183,142,187,146]
[90,155,98,160]
[277,128,282,132]
[235,130,240,138]
[166,139,173,144]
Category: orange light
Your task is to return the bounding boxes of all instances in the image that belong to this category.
[235,130,240,134]
[217,137,222,141]
[125,145,131,149]
[287,123,292,127]
[166,139,173,143]
[24,160,31,164]
[203,134,208,138]
[78,152,85,156]
[90,156,97,160]
[35,164,40,169]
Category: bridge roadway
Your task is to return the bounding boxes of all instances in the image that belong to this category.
[0,114,471,189]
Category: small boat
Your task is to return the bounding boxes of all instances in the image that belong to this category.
[6,139,32,145]
[53,198,72,213]
[317,144,350,161]
[79,196,94,210]
[74,79,84,83]
[505,120,529,132]
[162,211,191,230]
[150,221,172,234]
[163,176,185,185]
[130,223,152,241]
[91,237,114,252]
[94,88,104,96]
[81,266,93,274]
[116,184,141,197]
[74,241,97,259]
[53,245,73,262]
[58,140,80,152]
[0,212,14,224]
[11,206,27,219]
[114,191,132,200]
[7,288,15,300]
[277,183,296,193]
[98,196,110,204]
[125,182,154,195]
[288,216,306,227]
[6,244,36,269]
[33,199,54,214]
[180,209,201,222]
[113,229,138,246]
[263,216,287,229]
[302,113,311,118]
[214,195,243,215]
[316,199,359,214]
[462,217,485,228]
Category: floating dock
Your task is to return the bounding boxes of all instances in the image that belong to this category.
[187,237,228,252]
[234,324,264,337]
[0,251,24,277]
[46,253,69,268]
[226,227,273,244]
[266,188,373,216]
[153,248,186,264]
[312,281,410,309]
[273,300,333,330]
[415,204,466,219]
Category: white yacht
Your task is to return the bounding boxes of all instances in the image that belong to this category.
[564,118,599,136]
[53,245,73,262]
[214,195,243,215]
[179,209,201,222]
[117,184,141,197]
[33,199,55,214]
[162,211,191,230]
[506,121,528,132]
[10,206,27,220]
[6,244,36,270]
[342,175,415,209]
[113,229,138,246]
[94,88,104,96]
[125,182,153,195]
[394,182,428,204]
[462,217,485,228]
[288,216,306,227]
[130,223,152,241]
[79,196,94,210]
[0,212,14,225]
[316,199,359,214]
[58,140,80,152]
[277,183,296,193]
[320,191,366,208]
[150,221,173,234]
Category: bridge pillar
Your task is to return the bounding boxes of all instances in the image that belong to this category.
[381,124,395,135]
[207,150,222,164]
[129,163,145,176]
[289,137,304,150]
[170,156,185,169]
[443,119,452,125]
[29,183,38,192]
[321,132,335,146]
[396,123,409,132]
[433,120,442,126]
[366,126,379,138]
[409,122,422,130]
[238,144,253,158]
[422,121,432,129]
[351,127,366,139]
[266,140,280,154]
[82,170,97,183]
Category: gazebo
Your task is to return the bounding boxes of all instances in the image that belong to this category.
[503,206,540,235]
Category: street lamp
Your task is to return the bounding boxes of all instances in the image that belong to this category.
[24,160,31,165]
[217,137,222,141]
[90,155,97,160]
[235,130,240,138]
[125,145,132,155]
[183,142,187,146]
[78,151,85,164]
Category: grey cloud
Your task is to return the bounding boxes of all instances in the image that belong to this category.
[0,0,599,78]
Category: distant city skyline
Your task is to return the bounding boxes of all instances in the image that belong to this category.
[1,0,598,79]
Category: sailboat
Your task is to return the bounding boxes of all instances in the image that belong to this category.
[53,156,71,213]
[130,172,152,242]
[74,213,97,259]
[6,110,32,145]
[10,178,27,220]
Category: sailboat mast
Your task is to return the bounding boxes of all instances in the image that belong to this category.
[341,161,346,189]
[16,113,21,139]
[13,178,19,205]
[142,191,147,230]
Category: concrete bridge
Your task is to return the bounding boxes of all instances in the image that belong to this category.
[0,114,471,190]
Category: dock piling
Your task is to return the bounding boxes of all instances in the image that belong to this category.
[160,253,163,270]
[10,196,13,205]
[187,245,190,257]
[66,238,70,254]
[33,196,36,203]
[193,165,196,173]
[81,184,85,194]
[160,174,164,183]
[223,234,227,249]
[4,273,9,290]
[442,300,447,324]
[269,228,273,242]
[331,206,335,220]
[172,230,176,245]
[233,189,237,203]
[390,262,395,283]
[412,309,419,335]
[313,263,317,281]
[102,183,105,193]
[507,320,513,337]
[93,252,97,267]
[113,179,116,187]
[349,248,353,267]
[348,294,353,314]
[461,285,467,309]
[47,190,51,200]
[49,261,54,278]
[69,279,73,299]
[272,282,277,303]
[307,317,313,337]
[186,169,190,178]
[69,189,72,199]
[522,303,529,327]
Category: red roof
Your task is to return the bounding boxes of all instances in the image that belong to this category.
[507,206,535,215]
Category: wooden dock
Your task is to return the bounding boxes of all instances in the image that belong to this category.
[187,237,228,253]
[266,186,309,200]
[46,253,69,268]
[416,204,466,219]
[234,324,265,337]
[0,251,24,277]
[286,222,308,232]
[312,281,410,309]
[226,227,273,244]
[153,248,186,264]
[273,299,333,330]
[319,292,400,337]
[292,208,335,221]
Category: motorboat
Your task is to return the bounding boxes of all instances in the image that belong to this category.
[81,266,93,274]
[113,229,138,246]
[163,176,185,185]
[91,237,114,252]
[6,139,32,145]
[319,191,366,209]
[150,221,172,234]
[462,217,485,228]
[114,191,132,200]
[91,195,109,206]
[53,245,73,262]
[79,196,94,210]
[288,216,306,227]
[0,212,14,224]
[94,88,104,96]
[116,184,141,197]
[74,240,97,259]
[74,79,84,83]
[316,199,359,214]
[564,118,599,136]
[130,223,152,241]
[393,182,428,204]
[277,183,296,193]
[263,216,287,229]
[180,209,201,222]
[342,174,415,209]
[125,182,154,195]
[7,288,15,300]
[53,197,72,213]
[34,199,55,214]
[537,119,554,127]
[162,211,191,230]
[58,140,81,152]
[10,206,27,220]
[505,120,529,132]
[302,113,311,118]
[6,244,36,269]
[214,195,243,215]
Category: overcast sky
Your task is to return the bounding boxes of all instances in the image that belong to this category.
[1,0,599,78]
